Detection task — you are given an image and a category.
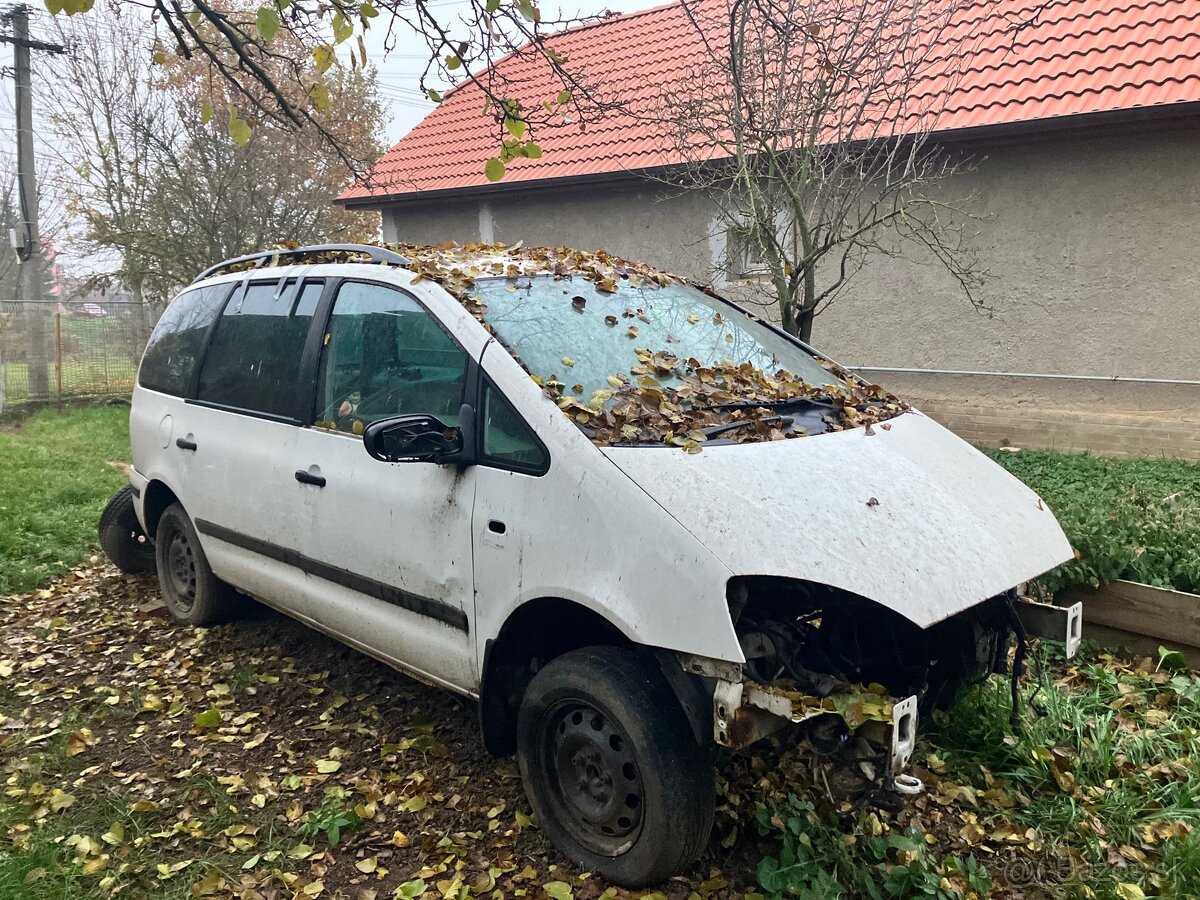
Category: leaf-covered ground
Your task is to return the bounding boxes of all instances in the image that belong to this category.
[2,564,1196,900]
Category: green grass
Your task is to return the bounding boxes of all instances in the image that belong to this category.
[754,648,1200,899]
[0,406,131,595]
[987,450,1200,594]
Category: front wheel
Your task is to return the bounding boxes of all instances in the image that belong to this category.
[154,503,239,626]
[516,646,714,887]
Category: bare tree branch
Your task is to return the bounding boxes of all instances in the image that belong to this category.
[658,0,1003,340]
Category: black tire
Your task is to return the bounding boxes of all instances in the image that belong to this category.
[154,503,239,625]
[516,646,714,887]
[98,485,157,575]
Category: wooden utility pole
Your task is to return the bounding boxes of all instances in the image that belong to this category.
[2,4,64,400]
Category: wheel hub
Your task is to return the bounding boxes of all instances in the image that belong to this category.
[166,531,197,611]
[543,701,644,855]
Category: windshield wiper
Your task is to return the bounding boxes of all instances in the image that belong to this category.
[698,415,794,439]
[703,396,835,413]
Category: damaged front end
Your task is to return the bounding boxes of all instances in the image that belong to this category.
[679,576,1082,795]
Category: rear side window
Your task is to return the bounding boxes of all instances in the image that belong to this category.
[138,285,228,396]
[197,280,323,418]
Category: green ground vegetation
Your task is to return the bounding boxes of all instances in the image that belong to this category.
[987,450,1200,595]
[0,406,131,595]
[751,645,1198,899]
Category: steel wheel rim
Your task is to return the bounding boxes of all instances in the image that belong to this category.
[537,699,645,856]
[165,529,197,612]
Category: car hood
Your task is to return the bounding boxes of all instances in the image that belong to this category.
[601,411,1073,628]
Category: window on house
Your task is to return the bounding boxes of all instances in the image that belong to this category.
[728,215,769,278]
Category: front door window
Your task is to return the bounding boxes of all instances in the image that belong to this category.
[314,281,468,434]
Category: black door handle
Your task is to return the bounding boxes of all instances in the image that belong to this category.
[294,469,326,487]
[175,438,197,451]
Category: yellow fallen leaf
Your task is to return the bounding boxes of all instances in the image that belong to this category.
[1115,885,1146,900]
[48,790,74,813]
[67,728,97,757]
[355,856,378,874]
[315,759,341,774]
[287,843,315,860]
[192,869,223,896]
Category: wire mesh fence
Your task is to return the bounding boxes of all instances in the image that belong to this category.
[0,300,159,412]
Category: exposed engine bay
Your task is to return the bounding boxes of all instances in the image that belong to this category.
[689,577,1060,804]
[728,576,1016,712]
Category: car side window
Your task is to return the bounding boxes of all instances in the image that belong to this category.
[481,382,548,472]
[138,284,228,396]
[315,281,468,434]
[196,280,323,418]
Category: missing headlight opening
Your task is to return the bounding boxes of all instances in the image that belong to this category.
[728,576,1015,708]
[711,577,1024,797]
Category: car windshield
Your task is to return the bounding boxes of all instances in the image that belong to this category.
[474,275,843,400]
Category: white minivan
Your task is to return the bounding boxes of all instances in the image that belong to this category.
[118,243,1080,886]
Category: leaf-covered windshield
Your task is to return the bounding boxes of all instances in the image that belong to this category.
[470,273,906,448]
[475,275,842,401]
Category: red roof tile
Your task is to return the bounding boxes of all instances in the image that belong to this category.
[341,0,1200,202]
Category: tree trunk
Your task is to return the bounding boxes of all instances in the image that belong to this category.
[798,308,815,343]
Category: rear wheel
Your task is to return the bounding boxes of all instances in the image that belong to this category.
[98,485,156,575]
[154,503,238,625]
[516,646,714,887]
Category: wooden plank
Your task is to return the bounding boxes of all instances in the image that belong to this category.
[1061,580,1200,648]
[1081,621,1200,669]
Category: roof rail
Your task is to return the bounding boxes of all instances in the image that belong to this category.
[191,243,409,284]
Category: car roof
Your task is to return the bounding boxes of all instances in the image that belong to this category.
[189,242,684,296]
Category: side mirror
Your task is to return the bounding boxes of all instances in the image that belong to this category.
[363,414,463,464]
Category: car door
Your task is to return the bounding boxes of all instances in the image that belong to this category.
[182,277,325,615]
[290,278,479,692]
[131,280,231,525]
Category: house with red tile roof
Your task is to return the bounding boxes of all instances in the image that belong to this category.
[340,0,1200,458]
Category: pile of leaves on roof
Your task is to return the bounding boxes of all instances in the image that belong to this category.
[3,563,1196,899]
[252,241,909,450]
